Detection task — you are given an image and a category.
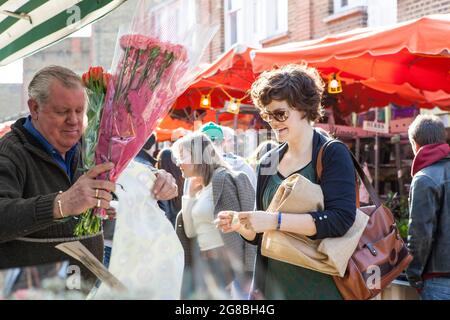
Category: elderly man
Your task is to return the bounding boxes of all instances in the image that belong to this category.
[0,66,177,292]
[406,115,450,300]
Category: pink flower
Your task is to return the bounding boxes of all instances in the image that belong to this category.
[120,34,160,51]
[156,42,187,61]
[171,44,188,61]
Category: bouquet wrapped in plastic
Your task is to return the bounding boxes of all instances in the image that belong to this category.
[75,0,217,236]
[76,66,111,235]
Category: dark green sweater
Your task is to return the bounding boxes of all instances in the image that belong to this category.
[0,118,103,274]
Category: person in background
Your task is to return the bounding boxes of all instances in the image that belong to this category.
[217,64,356,300]
[173,132,256,299]
[135,133,157,167]
[201,122,257,189]
[406,114,450,300]
[156,148,184,227]
[247,140,279,171]
[174,204,197,299]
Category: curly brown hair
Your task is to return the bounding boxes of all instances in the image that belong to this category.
[250,64,325,122]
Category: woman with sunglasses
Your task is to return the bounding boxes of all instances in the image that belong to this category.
[217,64,356,300]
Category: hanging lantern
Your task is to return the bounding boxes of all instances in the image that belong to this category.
[227,98,241,114]
[218,86,247,115]
[328,73,342,94]
[200,94,211,109]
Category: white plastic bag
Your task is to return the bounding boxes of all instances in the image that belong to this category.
[92,160,184,299]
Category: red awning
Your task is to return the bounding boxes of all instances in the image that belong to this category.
[251,14,450,111]
[173,44,258,110]
[157,44,260,141]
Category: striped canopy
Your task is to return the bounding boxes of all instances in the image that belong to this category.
[0,0,126,66]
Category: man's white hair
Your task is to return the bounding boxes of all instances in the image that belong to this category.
[28,65,83,105]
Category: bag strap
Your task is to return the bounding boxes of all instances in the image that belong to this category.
[316,139,382,208]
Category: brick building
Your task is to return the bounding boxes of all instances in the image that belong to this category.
[1,0,449,119]
[207,0,450,56]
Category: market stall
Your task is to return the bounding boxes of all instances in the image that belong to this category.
[155,44,262,143]
[251,14,450,111]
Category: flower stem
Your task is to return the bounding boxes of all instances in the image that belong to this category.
[150,51,175,91]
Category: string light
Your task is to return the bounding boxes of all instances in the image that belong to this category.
[328,73,342,94]
[197,88,215,109]
[200,94,211,109]
[219,86,248,115]
[227,98,241,114]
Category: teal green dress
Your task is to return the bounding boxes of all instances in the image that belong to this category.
[261,162,343,300]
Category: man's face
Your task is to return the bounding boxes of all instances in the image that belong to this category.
[28,80,86,155]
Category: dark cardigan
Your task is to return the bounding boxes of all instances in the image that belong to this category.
[0,118,103,273]
[245,129,356,296]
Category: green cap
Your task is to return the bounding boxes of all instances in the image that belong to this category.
[201,122,224,142]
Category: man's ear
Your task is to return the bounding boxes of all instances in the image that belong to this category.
[410,139,421,155]
[27,99,39,120]
[414,141,421,154]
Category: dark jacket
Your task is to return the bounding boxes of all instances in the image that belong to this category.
[0,119,103,275]
[245,129,356,295]
[406,155,450,288]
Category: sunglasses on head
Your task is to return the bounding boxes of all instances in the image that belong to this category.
[259,109,290,122]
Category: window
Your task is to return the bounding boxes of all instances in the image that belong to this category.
[264,0,288,39]
[333,0,367,14]
[229,11,238,45]
[225,0,288,49]
[225,0,243,48]
[252,0,259,33]
[149,0,196,41]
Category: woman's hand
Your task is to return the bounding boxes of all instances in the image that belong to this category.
[238,211,278,233]
[216,211,241,233]
[216,211,258,242]
[188,176,203,197]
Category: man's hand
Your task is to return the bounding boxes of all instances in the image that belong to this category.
[238,211,278,233]
[53,162,116,219]
[152,169,178,201]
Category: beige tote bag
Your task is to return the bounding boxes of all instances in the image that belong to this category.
[261,173,368,277]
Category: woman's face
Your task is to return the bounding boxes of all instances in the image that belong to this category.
[260,100,305,143]
[177,148,197,178]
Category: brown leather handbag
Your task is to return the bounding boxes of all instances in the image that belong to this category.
[317,140,413,300]
[261,173,369,277]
